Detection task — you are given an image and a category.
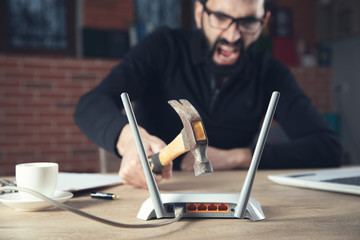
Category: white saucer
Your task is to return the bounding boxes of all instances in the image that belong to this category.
[0,190,73,211]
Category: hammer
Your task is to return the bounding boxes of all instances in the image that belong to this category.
[149,99,213,176]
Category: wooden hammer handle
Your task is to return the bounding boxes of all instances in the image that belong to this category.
[149,132,189,174]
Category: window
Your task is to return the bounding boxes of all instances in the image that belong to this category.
[0,0,76,55]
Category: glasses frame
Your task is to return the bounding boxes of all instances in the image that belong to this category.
[202,4,265,34]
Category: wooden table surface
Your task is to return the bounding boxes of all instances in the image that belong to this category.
[1,169,359,240]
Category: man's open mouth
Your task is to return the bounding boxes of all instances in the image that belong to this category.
[213,44,241,65]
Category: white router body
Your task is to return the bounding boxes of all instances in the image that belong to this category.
[137,193,265,221]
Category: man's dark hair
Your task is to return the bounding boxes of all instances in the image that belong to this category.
[197,0,271,12]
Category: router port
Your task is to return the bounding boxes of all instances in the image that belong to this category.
[186,203,196,212]
[197,204,207,211]
[208,204,217,211]
[165,204,174,213]
[218,204,228,211]
[184,203,229,213]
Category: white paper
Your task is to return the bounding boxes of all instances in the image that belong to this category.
[56,172,122,192]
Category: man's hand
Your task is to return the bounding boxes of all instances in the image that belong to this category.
[117,124,173,188]
[181,146,252,171]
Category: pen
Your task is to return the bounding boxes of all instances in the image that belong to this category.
[90,192,119,200]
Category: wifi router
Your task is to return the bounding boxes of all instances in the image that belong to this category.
[121,91,280,222]
[137,193,265,221]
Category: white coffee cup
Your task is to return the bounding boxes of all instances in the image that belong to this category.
[15,162,58,201]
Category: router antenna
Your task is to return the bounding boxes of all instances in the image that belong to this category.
[121,93,165,218]
[234,91,280,218]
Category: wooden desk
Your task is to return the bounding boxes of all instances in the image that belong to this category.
[1,170,359,240]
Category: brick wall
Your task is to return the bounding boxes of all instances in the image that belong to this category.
[0,54,332,176]
[0,54,119,175]
[83,0,134,30]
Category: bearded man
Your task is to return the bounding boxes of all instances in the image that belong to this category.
[74,0,342,188]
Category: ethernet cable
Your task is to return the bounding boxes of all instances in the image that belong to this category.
[0,186,184,228]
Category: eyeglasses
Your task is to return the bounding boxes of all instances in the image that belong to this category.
[202,4,264,34]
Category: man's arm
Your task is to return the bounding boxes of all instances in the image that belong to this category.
[259,94,343,169]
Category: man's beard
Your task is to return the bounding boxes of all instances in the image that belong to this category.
[202,32,247,79]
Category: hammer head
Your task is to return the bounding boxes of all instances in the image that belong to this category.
[168,99,213,176]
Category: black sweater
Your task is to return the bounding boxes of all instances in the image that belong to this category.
[74,27,343,170]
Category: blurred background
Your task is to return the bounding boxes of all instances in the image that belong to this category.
[1,0,359,175]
